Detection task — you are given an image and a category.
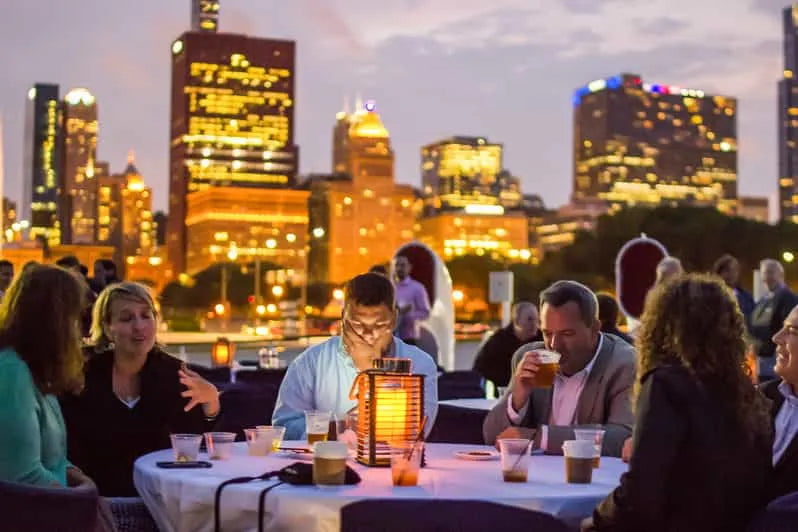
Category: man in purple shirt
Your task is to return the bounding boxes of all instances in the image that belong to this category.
[393,254,431,345]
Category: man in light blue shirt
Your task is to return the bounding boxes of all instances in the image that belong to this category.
[273,272,438,440]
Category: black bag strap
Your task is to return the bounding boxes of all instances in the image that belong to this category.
[214,471,278,532]
[257,481,286,532]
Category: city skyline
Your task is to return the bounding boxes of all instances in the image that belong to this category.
[0,0,790,215]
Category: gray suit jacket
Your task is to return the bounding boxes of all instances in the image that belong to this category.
[482,333,636,457]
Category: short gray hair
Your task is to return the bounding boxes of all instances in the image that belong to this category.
[89,281,159,351]
[539,280,598,327]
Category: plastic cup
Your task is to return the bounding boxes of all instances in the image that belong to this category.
[390,441,424,486]
[204,432,236,460]
[255,425,286,454]
[498,438,532,483]
[305,411,331,445]
[313,441,348,486]
[563,440,594,484]
[170,433,202,462]
[573,428,605,468]
[535,350,561,387]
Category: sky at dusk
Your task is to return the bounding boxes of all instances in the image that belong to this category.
[0,0,792,214]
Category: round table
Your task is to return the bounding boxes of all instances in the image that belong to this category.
[438,398,498,411]
[134,442,626,532]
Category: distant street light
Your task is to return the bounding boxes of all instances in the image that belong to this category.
[272,285,284,297]
[452,289,464,303]
[256,304,266,316]
[333,288,344,301]
[214,303,225,316]
[784,251,795,263]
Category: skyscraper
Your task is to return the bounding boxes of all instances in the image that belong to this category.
[308,101,416,284]
[780,6,798,222]
[573,73,737,213]
[168,29,298,274]
[420,137,508,215]
[191,0,219,32]
[61,88,98,245]
[119,152,156,260]
[24,83,62,246]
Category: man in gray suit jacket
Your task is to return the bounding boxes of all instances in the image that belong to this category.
[483,280,636,457]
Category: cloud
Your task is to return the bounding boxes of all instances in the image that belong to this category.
[635,16,690,35]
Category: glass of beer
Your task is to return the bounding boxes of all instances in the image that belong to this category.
[573,428,605,468]
[562,440,594,484]
[498,438,532,483]
[313,441,348,486]
[535,350,561,388]
[305,411,332,445]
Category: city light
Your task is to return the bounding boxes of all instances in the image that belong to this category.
[312,227,325,238]
[452,290,464,302]
[266,303,277,313]
[214,303,225,315]
[256,304,266,315]
[784,251,795,263]
[272,285,284,297]
[333,288,344,301]
[227,247,238,260]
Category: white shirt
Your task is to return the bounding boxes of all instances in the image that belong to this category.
[506,334,604,426]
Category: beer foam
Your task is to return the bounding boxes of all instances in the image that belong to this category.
[562,440,594,459]
[536,349,561,363]
[314,441,349,459]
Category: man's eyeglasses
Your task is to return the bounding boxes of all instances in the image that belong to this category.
[344,316,393,337]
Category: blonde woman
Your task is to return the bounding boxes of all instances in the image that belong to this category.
[61,282,220,496]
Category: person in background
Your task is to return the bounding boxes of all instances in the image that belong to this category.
[472,302,540,389]
[55,255,96,339]
[584,275,771,531]
[750,259,798,383]
[596,293,633,345]
[60,282,219,496]
[713,254,754,328]
[760,303,798,500]
[0,260,14,298]
[273,273,438,440]
[483,281,635,456]
[89,259,120,294]
[392,254,431,346]
[0,265,95,490]
[654,256,683,285]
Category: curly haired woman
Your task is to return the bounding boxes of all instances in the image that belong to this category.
[584,274,772,532]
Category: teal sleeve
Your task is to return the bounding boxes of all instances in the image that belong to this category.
[0,360,63,486]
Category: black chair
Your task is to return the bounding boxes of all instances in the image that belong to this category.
[234,367,287,388]
[427,404,488,444]
[109,497,159,532]
[437,370,485,400]
[188,364,231,387]
[748,491,798,532]
[0,479,98,532]
[340,499,569,532]
[214,382,280,440]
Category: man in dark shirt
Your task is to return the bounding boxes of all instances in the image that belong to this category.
[751,259,798,382]
[713,254,754,329]
[597,293,633,345]
[472,301,540,388]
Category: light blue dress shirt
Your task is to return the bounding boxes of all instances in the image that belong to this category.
[774,380,798,465]
[273,336,439,440]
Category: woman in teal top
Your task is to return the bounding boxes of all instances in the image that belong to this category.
[0,264,94,488]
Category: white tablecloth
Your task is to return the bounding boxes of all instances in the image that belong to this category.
[438,398,498,411]
[134,441,626,532]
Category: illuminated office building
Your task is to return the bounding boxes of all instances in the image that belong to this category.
[96,170,123,265]
[421,137,512,214]
[61,88,98,245]
[739,196,770,223]
[573,73,737,213]
[24,83,62,246]
[309,101,416,284]
[780,6,798,222]
[185,187,308,275]
[119,152,156,259]
[416,209,532,263]
[168,31,298,274]
[192,0,219,32]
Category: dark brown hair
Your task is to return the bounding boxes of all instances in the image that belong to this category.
[344,272,395,309]
[635,274,770,442]
[0,265,86,394]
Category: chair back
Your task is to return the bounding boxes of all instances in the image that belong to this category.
[748,491,798,532]
[234,367,287,388]
[187,364,231,387]
[214,382,280,440]
[0,480,98,532]
[438,370,485,400]
[427,404,487,444]
[341,499,569,532]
